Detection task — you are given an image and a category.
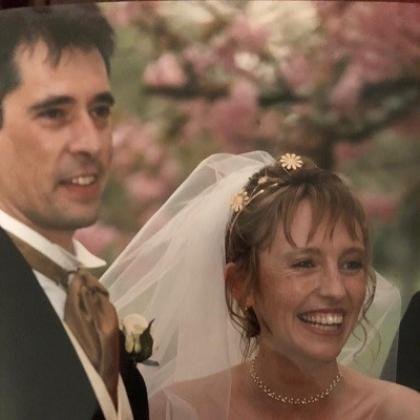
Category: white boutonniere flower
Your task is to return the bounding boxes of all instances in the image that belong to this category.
[121,314,158,365]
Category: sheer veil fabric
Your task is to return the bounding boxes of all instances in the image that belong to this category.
[101,151,400,419]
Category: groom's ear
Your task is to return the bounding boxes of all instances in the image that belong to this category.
[224,262,254,309]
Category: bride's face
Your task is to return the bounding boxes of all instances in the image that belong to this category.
[251,200,367,365]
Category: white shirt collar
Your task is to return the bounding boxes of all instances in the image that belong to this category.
[0,208,106,271]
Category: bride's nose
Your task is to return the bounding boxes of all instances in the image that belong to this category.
[318,265,346,300]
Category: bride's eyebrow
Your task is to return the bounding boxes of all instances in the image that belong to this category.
[283,248,321,258]
[340,247,366,257]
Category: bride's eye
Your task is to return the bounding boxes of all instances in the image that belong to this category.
[292,259,315,269]
[342,260,364,272]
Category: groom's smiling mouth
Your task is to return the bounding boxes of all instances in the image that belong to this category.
[59,173,101,199]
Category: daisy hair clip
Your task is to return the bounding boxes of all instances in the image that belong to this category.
[230,153,304,215]
[279,153,303,171]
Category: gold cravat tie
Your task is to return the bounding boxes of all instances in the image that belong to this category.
[9,233,120,409]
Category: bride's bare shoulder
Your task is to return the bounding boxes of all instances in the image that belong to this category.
[373,380,420,419]
[342,367,420,419]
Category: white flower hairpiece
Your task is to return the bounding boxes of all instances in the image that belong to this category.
[279,153,303,170]
[230,189,249,213]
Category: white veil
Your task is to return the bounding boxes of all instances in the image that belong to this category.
[101,151,400,418]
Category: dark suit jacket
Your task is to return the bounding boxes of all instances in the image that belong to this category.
[0,227,149,420]
[396,291,420,391]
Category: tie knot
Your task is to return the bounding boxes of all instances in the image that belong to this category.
[69,267,109,297]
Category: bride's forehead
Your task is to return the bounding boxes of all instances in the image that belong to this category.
[270,203,363,249]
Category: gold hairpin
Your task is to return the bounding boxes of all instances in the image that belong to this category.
[230,189,249,213]
[230,187,266,213]
[279,153,303,170]
[230,153,303,214]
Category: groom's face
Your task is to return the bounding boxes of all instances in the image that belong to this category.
[0,41,114,248]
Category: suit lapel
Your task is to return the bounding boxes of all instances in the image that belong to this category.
[0,227,101,419]
[119,332,150,420]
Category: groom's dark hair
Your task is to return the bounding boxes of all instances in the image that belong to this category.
[0,3,114,127]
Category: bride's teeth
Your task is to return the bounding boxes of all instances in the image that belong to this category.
[71,176,95,186]
[299,312,344,327]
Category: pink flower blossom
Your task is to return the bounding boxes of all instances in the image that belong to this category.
[142,143,165,167]
[207,79,258,150]
[317,2,420,83]
[143,53,187,88]
[178,100,209,145]
[359,193,400,222]
[183,46,216,76]
[103,1,159,27]
[113,120,156,151]
[228,15,269,53]
[329,66,363,113]
[112,120,160,173]
[125,173,168,203]
[333,141,370,165]
[257,111,282,140]
[159,158,180,182]
[75,223,120,256]
[213,40,237,71]
[394,112,420,137]
[279,54,315,94]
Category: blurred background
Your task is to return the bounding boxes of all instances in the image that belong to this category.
[73,1,420,310]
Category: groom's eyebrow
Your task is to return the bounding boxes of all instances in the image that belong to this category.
[91,92,115,106]
[28,91,115,114]
[28,95,75,114]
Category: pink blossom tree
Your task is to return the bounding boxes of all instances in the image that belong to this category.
[97,1,420,298]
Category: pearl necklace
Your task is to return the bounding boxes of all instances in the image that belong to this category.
[249,357,343,405]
